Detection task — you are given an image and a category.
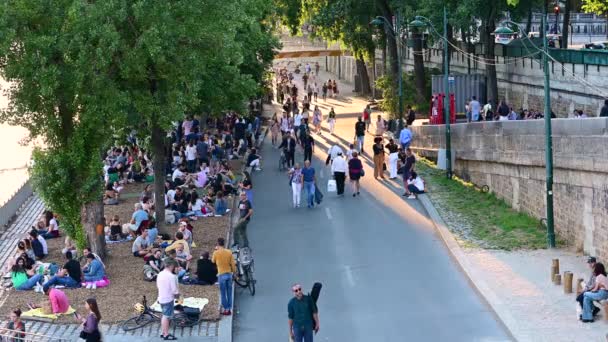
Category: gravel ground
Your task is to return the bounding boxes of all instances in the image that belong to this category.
[0,182,232,324]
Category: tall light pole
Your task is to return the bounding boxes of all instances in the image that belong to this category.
[370,11,404,132]
[410,7,452,178]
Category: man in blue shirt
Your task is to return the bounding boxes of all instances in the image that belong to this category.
[128,203,149,235]
[301,160,316,208]
[399,126,413,150]
[470,96,481,122]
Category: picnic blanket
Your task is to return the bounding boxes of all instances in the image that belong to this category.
[22,306,76,320]
[150,297,208,313]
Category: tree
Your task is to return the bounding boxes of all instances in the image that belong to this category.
[582,0,608,38]
[0,0,129,257]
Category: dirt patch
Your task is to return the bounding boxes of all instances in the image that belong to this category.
[0,183,232,324]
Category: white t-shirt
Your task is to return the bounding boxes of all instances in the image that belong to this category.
[185,145,197,161]
[408,177,425,191]
[167,189,176,204]
[327,145,344,161]
[38,235,48,255]
[331,156,347,173]
[191,199,204,212]
[172,169,184,182]
[294,114,302,127]
[48,218,59,233]
[470,100,481,115]
[156,269,179,304]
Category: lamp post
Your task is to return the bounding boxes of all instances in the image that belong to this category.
[494,19,555,248]
[409,7,451,179]
[370,11,404,132]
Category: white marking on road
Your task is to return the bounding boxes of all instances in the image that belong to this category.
[325,207,332,220]
[344,265,355,287]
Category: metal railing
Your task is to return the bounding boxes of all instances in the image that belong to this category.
[0,180,33,228]
[0,327,71,341]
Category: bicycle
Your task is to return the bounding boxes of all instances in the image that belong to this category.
[232,244,256,296]
[121,296,199,331]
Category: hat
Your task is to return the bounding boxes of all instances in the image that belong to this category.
[587,256,597,264]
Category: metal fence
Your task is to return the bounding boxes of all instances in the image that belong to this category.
[0,327,71,341]
[0,180,33,228]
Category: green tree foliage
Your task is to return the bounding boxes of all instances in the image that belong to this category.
[582,0,608,17]
[0,0,128,254]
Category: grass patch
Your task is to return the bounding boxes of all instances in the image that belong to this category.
[417,157,553,250]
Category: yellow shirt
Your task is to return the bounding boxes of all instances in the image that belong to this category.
[165,239,190,256]
[212,248,236,275]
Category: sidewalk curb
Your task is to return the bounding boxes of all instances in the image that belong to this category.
[417,194,519,341]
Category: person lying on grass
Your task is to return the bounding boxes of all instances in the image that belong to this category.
[132,228,153,258]
[28,287,70,315]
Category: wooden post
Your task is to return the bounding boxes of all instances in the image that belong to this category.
[551,259,560,282]
[563,271,573,293]
[553,273,562,285]
[552,259,560,273]
[576,277,584,294]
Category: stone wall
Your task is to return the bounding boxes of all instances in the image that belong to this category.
[409,118,608,258]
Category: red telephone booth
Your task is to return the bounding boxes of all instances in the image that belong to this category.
[429,93,456,125]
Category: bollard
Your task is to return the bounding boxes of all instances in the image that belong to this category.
[551,265,559,282]
[552,259,560,274]
[553,273,562,285]
[563,271,573,294]
[576,278,584,294]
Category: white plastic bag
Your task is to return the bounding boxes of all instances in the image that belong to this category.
[327,179,337,192]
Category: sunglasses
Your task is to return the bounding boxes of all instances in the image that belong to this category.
[293,288,302,293]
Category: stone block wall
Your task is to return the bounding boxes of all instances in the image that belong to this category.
[409,118,608,258]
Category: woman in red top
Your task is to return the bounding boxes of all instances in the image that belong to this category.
[348,152,363,197]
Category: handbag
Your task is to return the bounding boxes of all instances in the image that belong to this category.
[360,168,365,177]
[327,179,337,192]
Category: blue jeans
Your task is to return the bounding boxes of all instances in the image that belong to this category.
[400,142,410,150]
[407,184,424,194]
[356,136,364,151]
[147,227,158,245]
[293,326,313,342]
[304,181,315,207]
[43,275,80,291]
[16,274,43,291]
[583,290,608,320]
[218,273,233,310]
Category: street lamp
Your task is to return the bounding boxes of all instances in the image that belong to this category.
[370,13,404,132]
[494,19,555,248]
[409,7,452,179]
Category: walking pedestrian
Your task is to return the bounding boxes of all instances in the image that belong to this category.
[601,99,608,117]
[406,105,416,126]
[385,138,399,179]
[354,117,366,153]
[302,131,315,162]
[312,83,318,102]
[289,163,304,208]
[313,106,322,135]
[315,62,320,75]
[348,152,363,197]
[332,80,338,97]
[157,258,180,340]
[327,80,333,97]
[375,115,385,136]
[301,160,316,208]
[372,137,385,180]
[322,82,328,101]
[327,107,336,135]
[234,192,253,248]
[239,171,253,205]
[77,298,102,342]
[212,238,236,316]
[331,152,347,196]
[271,114,280,146]
[363,105,372,132]
[470,96,481,122]
[398,125,413,150]
[307,84,313,102]
[326,144,343,165]
[279,132,297,168]
[288,284,319,342]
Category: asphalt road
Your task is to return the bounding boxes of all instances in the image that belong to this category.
[233,62,511,342]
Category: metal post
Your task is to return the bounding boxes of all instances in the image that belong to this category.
[443,6,452,179]
[397,10,404,132]
[542,13,556,248]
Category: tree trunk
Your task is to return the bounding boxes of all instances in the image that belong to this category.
[412,31,426,105]
[382,43,387,76]
[462,26,471,75]
[356,58,372,96]
[483,16,498,106]
[562,0,571,49]
[81,200,106,259]
[526,5,533,34]
[151,121,167,234]
[378,1,398,83]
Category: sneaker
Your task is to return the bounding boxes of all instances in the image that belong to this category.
[255,167,262,171]
[224,310,232,316]
[226,209,231,213]
[408,195,416,199]
[92,283,97,290]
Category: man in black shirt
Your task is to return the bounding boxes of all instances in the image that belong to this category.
[385,138,399,179]
[246,148,262,171]
[601,99,608,117]
[302,132,315,162]
[196,252,217,285]
[42,251,81,291]
[354,117,366,153]
[406,105,416,126]
[234,118,247,142]
[279,132,297,168]
[234,192,253,248]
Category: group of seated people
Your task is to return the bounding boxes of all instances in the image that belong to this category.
[102,145,154,205]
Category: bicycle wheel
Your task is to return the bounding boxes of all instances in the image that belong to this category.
[174,312,199,328]
[246,267,256,296]
[234,268,248,288]
[121,312,157,331]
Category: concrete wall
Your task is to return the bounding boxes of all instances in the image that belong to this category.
[409,118,608,258]
[326,47,608,118]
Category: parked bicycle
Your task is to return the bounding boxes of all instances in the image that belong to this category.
[232,244,256,296]
[121,296,199,331]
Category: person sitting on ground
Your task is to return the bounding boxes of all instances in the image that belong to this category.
[39,211,60,239]
[141,184,153,202]
[172,164,189,187]
[83,248,105,270]
[214,191,230,216]
[29,287,70,315]
[29,231,45,260]
[195,164,208,188]
[82,253,106,283]
[103,182,119,205]
[0,309,25,340]
[132,229,152,258]
[128,203,149,237]
[581,262,608,322]
[108,215,124,241]
[146,219,159,246]
[165,231,190,256]
[246,148,262,171]
[144,249,164,281]
[174,245,192,270]
[61,237,78,258]
[178,221,193,247]
[577,257,600,317]
[11,257,42,291]
[405,171,425,199]
[196,252,218,285]
[21,240,36,266]
[42,251,81,290]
